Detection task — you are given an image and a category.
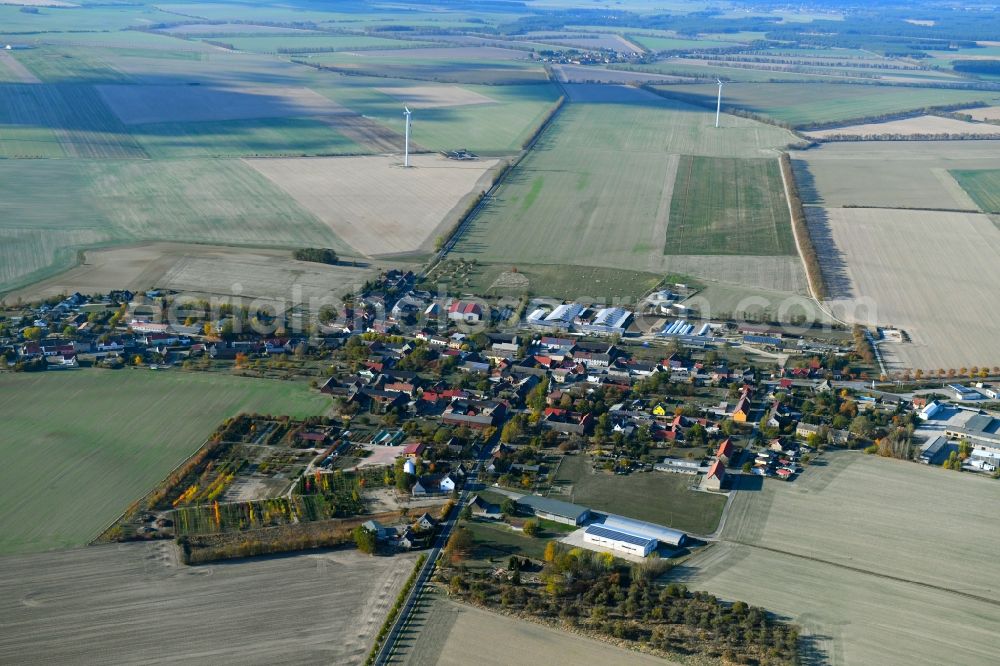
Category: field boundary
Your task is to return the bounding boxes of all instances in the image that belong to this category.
[780,152,830,304]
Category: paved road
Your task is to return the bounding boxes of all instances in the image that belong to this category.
[374,440,494,665]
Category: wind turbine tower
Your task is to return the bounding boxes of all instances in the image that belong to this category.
[715,79,723,128]
[403,105,412,167]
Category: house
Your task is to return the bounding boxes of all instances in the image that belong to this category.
[362,520,394,540]
[469,495,502,520]
[412,512,438,531]
[541,407,592,435]
[732,391,752,423]
[715,438,735,465]
[402,441,426,459]
[412,474,458,496]
[442,399,506,429]
[947,384,982,401]
[702,460,727,491]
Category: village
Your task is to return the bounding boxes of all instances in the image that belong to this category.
[4,266,999,570]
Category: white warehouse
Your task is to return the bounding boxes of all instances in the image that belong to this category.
[583,524,657,557]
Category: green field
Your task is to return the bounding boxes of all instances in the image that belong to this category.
[133,117,369,159]
[310,77,563,155]
[309,51,550,85]
[207,34,435,53]
[0,371,330,554]
[652,82,1000,128]
[951,169,1000,213]
[666,156,794,255]
[554,455,726,535]
[451,85,797,284]
[0,159,341,293]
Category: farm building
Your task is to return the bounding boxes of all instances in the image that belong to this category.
[702,460,727,491]
[918,401,942,421]
[919,436,951,465]
[584,524,656,557]
[947,384,982,401]
[516,495,590,526]
[601,514,688,548]
[579,307,633,336]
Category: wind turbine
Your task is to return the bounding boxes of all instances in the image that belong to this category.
[715,78,724,128]
[403,105,412,167]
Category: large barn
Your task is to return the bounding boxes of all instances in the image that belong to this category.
[584,524,656,557]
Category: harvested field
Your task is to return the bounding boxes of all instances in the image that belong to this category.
[341,46,531,61]
[401,592,673,666]
[0,371,330,554]
[967,105,1000,121]
[245,154,500,257]
[207,34,430,53]
[0,51,41,83]
[806,114,1000,139]
[309,49,550,85]
[791,141,1000,210]
[664,256,807,296]
[680,452,1000,665]
[666,156,794,256]
[811,207,1000,370]
[652,81,1000,128]
[375,84,495,109]
[97,83,347,125]
[0,542,416,664]
[156,250,378,305]
[532,33,643,54]
[0,157,344,293]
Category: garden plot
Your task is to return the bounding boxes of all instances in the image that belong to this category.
[375,84,496,109]
[245,154,500,257]
[97,83,347,124]
[811,207,1000,370]
[682,453,1000,665]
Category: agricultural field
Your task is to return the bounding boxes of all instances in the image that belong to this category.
[309,74,563,155]
[552,455,726,536]
[628,35,734,52]
[665,156,794,256]
[308,47,550,85]
[452,84,802,295]
[203,34,435,53]
[791,141,1000,210]
[435,262,669,301]
[651,81,1000,128]
[401,592,673,666]
[805,114,1000,139]
[681,453,1000,665]
[966,105,1000,121]
[0,158,345,294]
[0,371,330,554]
[551,63,693,84]
[528,32,643,54]
[0,542,416,664]
[950,169,1000,213]
[245,154,501,257]
[811,207,1000,370]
